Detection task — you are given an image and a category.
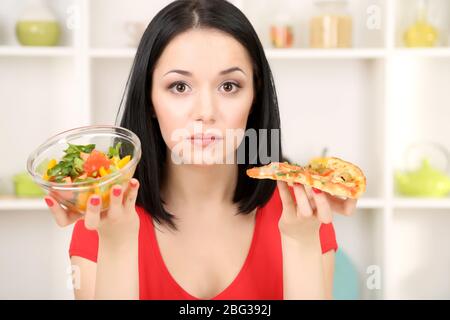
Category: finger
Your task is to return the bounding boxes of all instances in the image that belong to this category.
[108,183,125,220]
[122,180,132,205]
[44,196,82,227]
[303,186,317,212]
[124,178,140,212]
[277,180,296,208]
[277,180,297,221]
[310,188,333,224]
[84,194,101,230]
[327,195,357,216]
[292,183,313,218]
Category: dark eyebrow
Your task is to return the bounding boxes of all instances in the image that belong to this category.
[219,67,246,76]
[163,69,192,77]
[163,67,246,77]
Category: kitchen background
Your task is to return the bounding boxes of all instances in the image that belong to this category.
[1,0,450,299]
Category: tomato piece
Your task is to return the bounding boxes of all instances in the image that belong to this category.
[83,150,111,177]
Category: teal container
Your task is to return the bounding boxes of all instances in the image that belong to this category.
[332,249,360,300]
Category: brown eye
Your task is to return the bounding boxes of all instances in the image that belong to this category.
[169,82,191,94]
[223,82,233,92]
[176,83,186,93]
[221,81,240,93]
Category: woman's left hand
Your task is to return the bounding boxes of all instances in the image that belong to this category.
[277,180,357,244]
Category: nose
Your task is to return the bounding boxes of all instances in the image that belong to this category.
[191,86,216,124]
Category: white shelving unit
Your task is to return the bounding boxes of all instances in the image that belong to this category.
[0,46,74,57]
[0,0,449,299]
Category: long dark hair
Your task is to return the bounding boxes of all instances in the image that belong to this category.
[117,0,282,229]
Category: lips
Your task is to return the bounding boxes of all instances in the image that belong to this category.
[190,134,220,140]
[188,134,222,147]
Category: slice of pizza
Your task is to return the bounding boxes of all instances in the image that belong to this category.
[246,157,366,199]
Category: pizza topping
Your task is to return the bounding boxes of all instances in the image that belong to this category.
[322,169,334,176]
[304,170,313,185]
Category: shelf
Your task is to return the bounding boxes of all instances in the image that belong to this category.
[0,197,46,211]
[90,47,137,59]
[0,46,75,57]
[0,196,386,211]
[357,198,385,209]
[5,47,449,60]
[392,48,450,58]
[89,47,387,60]
[393,198,450,209]
[265,48,386,59]
[84,47,450,60]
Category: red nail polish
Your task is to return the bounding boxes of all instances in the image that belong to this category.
[312,188,322,194]
[113,187,122,197]
[130,180,137,188]
[90,197,100,206]
[45,198,54,207]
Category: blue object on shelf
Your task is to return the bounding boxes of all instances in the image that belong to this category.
[332,249,359,300]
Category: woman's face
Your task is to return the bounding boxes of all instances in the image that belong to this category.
[151,28,254,165]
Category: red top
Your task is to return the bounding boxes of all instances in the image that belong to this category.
[69,185,338,300]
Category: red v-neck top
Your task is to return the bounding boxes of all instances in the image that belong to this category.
[69,185,338,300]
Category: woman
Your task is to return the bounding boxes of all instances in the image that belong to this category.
[44,0,357,300]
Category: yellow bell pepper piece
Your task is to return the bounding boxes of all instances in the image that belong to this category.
[111,156,120,167]
[118,155,131,169]
[93,184,110,209]
[99,166,110,177]
[43,159,58,181]
[48,159,57,169]
[101,191,110,208]
[77,191,92,211]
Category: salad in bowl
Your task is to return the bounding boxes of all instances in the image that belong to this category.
[27,125,142,213]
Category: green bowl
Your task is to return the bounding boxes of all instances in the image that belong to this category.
[13,172,46,197]
[16,20,60,46]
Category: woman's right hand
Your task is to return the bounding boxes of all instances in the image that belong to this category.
[44,178,140,244]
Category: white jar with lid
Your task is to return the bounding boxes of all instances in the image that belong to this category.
[309,0,353,48]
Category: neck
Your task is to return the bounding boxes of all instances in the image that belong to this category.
[161,155,239,215]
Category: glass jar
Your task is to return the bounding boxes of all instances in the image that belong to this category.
[403,0,439,47]
[310,0,353,48]
[270,13,294,48]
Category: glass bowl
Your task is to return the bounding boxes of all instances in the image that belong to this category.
[27,125,142,214]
